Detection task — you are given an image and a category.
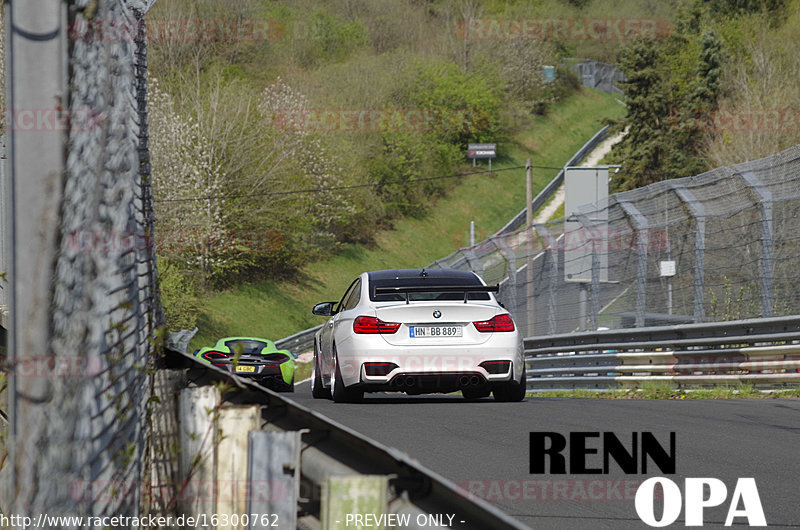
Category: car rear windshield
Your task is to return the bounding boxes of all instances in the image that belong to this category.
[369,276,491,302]
[224,339,268,354]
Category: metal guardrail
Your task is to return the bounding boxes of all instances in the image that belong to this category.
[275,324,322,354]
[163,348,530,530]
[165,324,321,357]
[493,125,609,236]
[524,315,800,391]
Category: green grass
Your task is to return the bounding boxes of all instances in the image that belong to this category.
[294,359,312,382]
[530,383,800,399]
[191,89,625,350]
[548,202,565,222]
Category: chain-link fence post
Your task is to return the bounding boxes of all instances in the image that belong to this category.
[535,225,559,335]
[6,0,68,514]
[575,213,601,330]
[671,184,707,322]
[740,171,774,317]
[618,199,649,327]
[495,236,518,323]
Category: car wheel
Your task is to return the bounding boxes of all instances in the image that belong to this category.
[462,387,491,400]
[311,347,331,399]
[493,368,527,402]
[331,349,363,403]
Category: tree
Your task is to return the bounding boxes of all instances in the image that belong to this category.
[610,26,725,191]
[149,78,228,274]
[611,40,672,190]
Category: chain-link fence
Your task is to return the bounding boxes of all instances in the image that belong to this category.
[3,0,161,524]
[563,59,625,94]
[432,145,800,337]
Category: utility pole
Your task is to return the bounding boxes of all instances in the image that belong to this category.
[525,158,534,336]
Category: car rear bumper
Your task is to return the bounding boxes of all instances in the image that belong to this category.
[335,337,524,390]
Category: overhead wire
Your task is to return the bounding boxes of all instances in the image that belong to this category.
[152,164,562,203]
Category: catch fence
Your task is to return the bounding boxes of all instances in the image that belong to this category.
[3,0,161,524]
[432,145,800,338]
[564,59,626,94]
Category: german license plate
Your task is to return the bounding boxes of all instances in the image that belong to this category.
[235,365,256,373]
[409,325,462,338]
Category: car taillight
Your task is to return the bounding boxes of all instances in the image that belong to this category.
[202,351,229,365]
[353,316,401,334]
[261,353,291,365]
[473,314,515,333]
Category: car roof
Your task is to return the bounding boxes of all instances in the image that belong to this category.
[367,268,480,282]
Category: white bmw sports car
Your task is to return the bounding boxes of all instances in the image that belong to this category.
[311,268,526,403]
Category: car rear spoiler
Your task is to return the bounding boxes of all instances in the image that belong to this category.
[373,284,500,304]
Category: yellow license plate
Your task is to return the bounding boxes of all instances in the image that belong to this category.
[235,365,256,373]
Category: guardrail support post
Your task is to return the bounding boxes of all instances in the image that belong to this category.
[248,430,302,530]
[321,476,388,530]
[217,406,261,529]
[671,185,706,322]
[739,171,774,317]
[179,386,221,522]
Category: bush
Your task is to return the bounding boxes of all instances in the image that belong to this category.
[158,261,201,331]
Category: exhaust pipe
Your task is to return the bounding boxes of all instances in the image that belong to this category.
[459,375,470,387]
[470,375,481,386]
[405,377,416,387]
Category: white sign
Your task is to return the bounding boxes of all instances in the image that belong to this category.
[660,260,676,277]
[564,166,610,282]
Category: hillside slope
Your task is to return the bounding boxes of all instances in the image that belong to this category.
[190,89,624,349]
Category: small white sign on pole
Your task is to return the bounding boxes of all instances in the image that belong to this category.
[660,260,676,277]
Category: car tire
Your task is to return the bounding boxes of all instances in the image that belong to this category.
[462,387,491,400]
[331,349,363,403]
[311,344,331,399]
[493,368,527,402]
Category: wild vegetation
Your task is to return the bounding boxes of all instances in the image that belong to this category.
[147,0,800,334]
[148,2,560,294]
[147,0,632,330]
[609,0,800,190]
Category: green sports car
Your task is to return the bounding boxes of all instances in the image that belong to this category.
[194,337,296,392]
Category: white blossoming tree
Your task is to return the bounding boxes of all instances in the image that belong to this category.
[149,78,228,274]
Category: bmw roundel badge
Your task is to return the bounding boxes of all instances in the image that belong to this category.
[433,310,442,319]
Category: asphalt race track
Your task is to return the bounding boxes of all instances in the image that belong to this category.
[291,384,800,529]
